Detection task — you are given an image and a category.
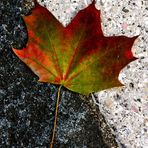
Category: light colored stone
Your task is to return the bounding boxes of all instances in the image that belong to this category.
[37,0,93,26]
[95,0,148,147]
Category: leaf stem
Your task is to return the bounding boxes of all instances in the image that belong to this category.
[50,85,62,148]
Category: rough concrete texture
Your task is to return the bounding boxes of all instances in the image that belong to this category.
[0,0,118,147]
[37,0,148,147]
[95,0,148,147]
[37,0,93,27]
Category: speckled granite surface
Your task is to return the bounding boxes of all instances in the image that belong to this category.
[0,0,118,147]
[37,0,148,147]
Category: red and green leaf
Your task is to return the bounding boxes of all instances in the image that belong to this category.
[13,2,137,95]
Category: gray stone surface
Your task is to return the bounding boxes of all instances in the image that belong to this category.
[0,49,118,147]
[0,0,118,147]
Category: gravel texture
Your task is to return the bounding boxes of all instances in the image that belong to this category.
[0,0,118,147]
[37,0,148,147]
[0,0,34,50]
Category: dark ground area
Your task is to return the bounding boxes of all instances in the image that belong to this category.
[0,0,118,147]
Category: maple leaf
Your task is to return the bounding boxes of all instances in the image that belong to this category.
[13,2,137,95]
